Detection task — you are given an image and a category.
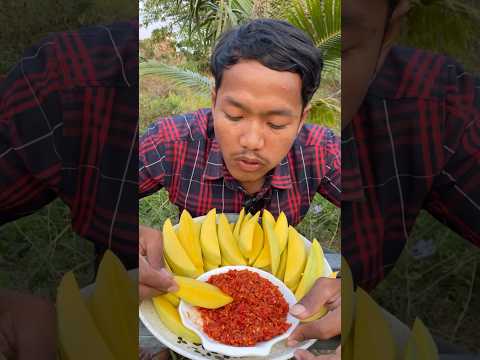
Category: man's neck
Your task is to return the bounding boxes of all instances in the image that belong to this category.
[241,178,265,195]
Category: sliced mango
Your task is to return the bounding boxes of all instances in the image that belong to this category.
[276,248,288,280]
[295,239,325,301]
[178,209,204,272]
[262,209,275,226]
[404,318,438,360]
[57,272,116,360]
[249,222,264,265]
[152,296,201,343]
[218,213,247,265]
[173,276,233,309]
[264,220,280,275]
[163,218,200,278]
[238,211,260,259]
[159,293,180,307]
[284,226,307,291]
[89,250,137,360]
[274,211,288,254]
[353,287,396,360]
[200,209,222,265]
[233,208,246,241]
[300,272,338,323]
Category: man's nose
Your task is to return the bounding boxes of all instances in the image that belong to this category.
[239,121,264,150]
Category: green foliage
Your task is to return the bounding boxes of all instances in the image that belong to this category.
[0,0,136,74]
[400,0,480,72]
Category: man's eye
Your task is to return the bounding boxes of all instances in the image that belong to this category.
[269,123,286,130]
[225,113,243,121]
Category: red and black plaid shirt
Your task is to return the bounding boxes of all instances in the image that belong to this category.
[139,108,340,224]
[343,46,480,290]
[0,22,138,262]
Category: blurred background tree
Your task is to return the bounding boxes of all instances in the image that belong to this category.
[140,0,341,129]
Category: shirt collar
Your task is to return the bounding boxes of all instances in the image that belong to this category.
[342,120,366,202]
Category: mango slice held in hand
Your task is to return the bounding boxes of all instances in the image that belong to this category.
[172,275,233,309]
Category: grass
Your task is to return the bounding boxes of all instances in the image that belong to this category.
[0,199,95,300]
[372,211,480,352]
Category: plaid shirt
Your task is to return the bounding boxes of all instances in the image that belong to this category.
[139,108,340,224]
[343,46,480,290]
[0,22,138,262]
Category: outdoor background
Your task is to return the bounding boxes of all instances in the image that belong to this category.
[0,0,479,355]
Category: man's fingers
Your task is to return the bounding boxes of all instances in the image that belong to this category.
[290,278,340,319]
[294,348,339,360]
[139,284,163,302]
[139,225,165,270]
[139,255,178,301]
[288,307,340,344]
[293,349,317,360]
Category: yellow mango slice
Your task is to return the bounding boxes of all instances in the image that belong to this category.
[152,296,201,343]
[173,276,233,309]
[353,287,396,360]
[89,250,137,360]
[159,293,180,307]
[300,272,338,323]
[342,256,354,346]
[295,239,325,301]
[276,248,288,280]
[284,226,307,291]
[200,208,221,265]
[404,318,438,360]
[238,211,260,259]
[178,209,204,272]
[249,222,264,265]
[274,211,288,254]
[218,213,246,265]
[163,219,200,278]
[233,208,245,241]
[204,260,219,271]
[262,209,275,226]
[264,220,280,275]
[57,272,116,360]
[253,227,271,268]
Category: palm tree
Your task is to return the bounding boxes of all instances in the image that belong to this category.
[140,0,341,129]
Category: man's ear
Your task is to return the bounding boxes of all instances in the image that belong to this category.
[378,0,410,70]
[298,105,310,134]
[211,89,217,109]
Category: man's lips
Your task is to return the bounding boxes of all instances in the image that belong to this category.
[235,156,263,172]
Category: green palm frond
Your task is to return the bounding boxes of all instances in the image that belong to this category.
[287,0,340,73]
[140,61,213,96]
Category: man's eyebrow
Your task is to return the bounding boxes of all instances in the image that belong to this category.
[224,96,295,118]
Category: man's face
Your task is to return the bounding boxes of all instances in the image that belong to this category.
[212,60,308,192]
[342,0,408,128]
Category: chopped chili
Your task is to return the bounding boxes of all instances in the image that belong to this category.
[198,269,290,346]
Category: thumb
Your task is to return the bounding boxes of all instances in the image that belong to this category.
[290,278,340,319]
[140,255,178,294]
[288,306,340,344]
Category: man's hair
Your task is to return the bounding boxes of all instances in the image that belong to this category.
[210,19,323,108]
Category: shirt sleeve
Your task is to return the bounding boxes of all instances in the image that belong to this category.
[316,128,341,207]
[0,37,62,224]
[424,65,480,246]
[138,120,169,198]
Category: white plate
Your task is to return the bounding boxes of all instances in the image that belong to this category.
[179,265,299,357]
[139,213,332,360]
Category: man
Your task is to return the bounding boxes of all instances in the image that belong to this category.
[342,0,479,357]
[138,19,341,359]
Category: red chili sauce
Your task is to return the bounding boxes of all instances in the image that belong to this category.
[198,269,290,346]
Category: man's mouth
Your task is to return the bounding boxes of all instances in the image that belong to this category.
[235,157,263,172]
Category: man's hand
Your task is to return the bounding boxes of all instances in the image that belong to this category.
[293,346,340,360]
[287,277,341,360]
[139,225,178,301]
[0,290,56,360]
